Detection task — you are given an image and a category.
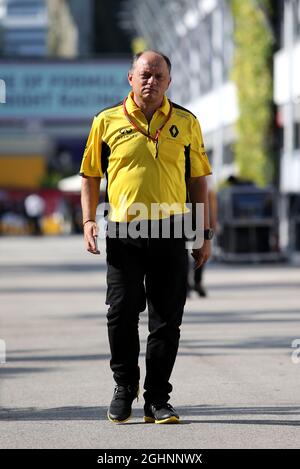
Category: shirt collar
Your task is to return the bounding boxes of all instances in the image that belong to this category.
[126,91,170,116]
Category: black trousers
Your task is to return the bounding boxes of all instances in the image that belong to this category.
[105,235,187,405]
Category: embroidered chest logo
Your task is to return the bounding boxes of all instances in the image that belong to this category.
[119,128,133,135]
[169,125,179,138]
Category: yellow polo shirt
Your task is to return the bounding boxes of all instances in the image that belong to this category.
[80,91,212,222]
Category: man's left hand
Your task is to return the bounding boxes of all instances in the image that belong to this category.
[192,240,212,270]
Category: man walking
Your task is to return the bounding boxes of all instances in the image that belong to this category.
[80,50,213,424]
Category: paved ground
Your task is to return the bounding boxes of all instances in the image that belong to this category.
[0,235,300,449]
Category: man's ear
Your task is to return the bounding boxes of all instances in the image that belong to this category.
[166,76,172,90]
[128,71,133,86]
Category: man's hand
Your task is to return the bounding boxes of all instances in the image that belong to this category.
[84,221,100,254]
[191,239,211,269]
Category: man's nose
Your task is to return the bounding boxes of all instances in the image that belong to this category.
[147,75,156,84]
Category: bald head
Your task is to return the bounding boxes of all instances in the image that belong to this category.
[131,50,171,75]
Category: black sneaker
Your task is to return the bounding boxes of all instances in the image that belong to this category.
[107,384,139,423]
[144,403,180,424]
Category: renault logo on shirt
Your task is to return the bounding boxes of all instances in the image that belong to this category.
[169,125,179,138]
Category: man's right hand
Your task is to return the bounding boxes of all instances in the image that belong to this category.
[83,221,100,254]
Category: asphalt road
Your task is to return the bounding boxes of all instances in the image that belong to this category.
[0,236,300,449]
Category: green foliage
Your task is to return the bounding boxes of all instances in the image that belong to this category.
[230,0,273,186]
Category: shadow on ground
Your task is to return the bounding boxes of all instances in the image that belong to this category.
[1,405,300,427]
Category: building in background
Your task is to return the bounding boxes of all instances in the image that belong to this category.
[0,0,131,191]
[274,0,300,256]
[0,0,48,56]
[0,0,90,193]
[0,0,131,235]
[0,0,90,58]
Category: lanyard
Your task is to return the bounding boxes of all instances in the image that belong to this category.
[122,97,173,158]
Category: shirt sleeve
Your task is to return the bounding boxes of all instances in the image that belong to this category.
[190,117,212,177]
[79,115,104,177]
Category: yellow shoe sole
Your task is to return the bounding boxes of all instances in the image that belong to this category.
[144,415,180,424]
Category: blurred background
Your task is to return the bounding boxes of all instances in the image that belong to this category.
[0,0,299,263]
